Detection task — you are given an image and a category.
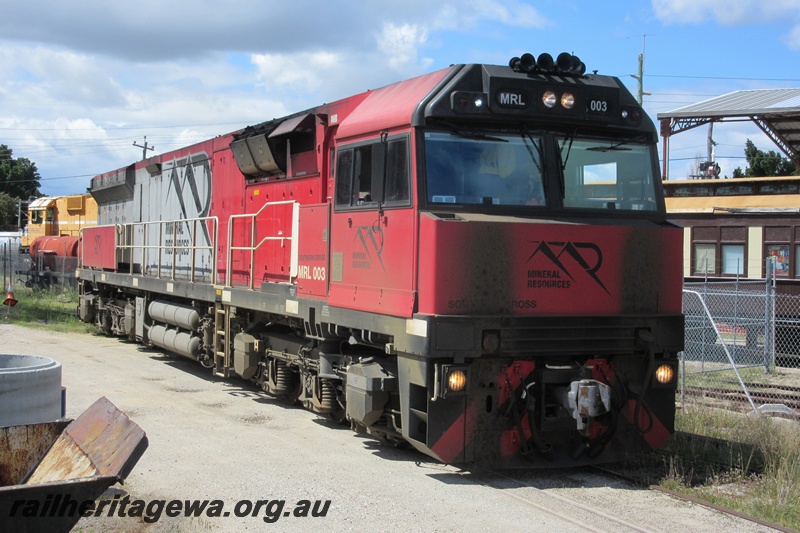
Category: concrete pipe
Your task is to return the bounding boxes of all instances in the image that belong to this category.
[0,354,63,427]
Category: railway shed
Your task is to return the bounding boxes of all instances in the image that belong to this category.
[659,88,800,289]
[657,87,800,181]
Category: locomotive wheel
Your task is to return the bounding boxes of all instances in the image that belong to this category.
[277,380,302,406]
[327,405,347,425]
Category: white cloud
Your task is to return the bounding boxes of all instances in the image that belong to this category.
[786,24,800,49]
[652,0,800,25]
[377,23,430,70]
[251,51,343,93]
[0,1,561,195]
[432,0,550,31]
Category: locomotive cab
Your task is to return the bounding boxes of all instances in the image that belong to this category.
[372,59,682,466]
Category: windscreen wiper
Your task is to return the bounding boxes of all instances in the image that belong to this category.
[559,131,576,171]
[520,126,543,174]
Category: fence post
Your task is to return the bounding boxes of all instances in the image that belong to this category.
[770,259,777,372]
[764,257,773,373]
[680,351,685,407]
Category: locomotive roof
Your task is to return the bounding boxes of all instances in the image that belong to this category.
[28,197,57,209]
[337,62,649,140]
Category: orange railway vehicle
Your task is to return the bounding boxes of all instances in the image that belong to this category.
[20,194,98,253]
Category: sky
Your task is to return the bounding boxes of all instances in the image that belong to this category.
[1,0,799,197]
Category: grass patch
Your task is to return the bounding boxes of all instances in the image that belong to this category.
[1,286,94,333]
[617,406,800,530]
[671,407,800,529]
[682,365,778,388]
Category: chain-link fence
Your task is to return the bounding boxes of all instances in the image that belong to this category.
[0,240,25,291]
[0,241,78,291]
[681,264,800,418]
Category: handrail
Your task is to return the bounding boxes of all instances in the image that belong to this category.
[110,217,219,283]
[226,200,297,289]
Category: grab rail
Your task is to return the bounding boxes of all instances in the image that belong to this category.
[113,217,219,283]
[226,200,298,289]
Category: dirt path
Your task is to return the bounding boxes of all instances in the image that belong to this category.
[0,324,777,532]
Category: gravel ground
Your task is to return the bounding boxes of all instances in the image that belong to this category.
[0,323,779,532]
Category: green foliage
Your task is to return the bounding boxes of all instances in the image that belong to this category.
[2,286,93,333]
[0,192,19,230]
[0,144,42,199]
[733,139,798,177]
[665,407,800,530]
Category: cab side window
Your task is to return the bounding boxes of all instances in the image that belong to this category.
[384,138,409,204]
[334,135,410,209]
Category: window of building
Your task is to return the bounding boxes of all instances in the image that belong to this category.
[721,244,745,275]
[691,225,746,277]
[794,245,800,277]
[719,226,746,277]
[694,243,715,274]
[692,226,718,275]
[764,226,792,278]
[767,244,790,277]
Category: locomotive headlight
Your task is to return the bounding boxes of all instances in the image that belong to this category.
[473,96,484,108]
[542,91,557,108]
[655,364,675,385]
[448,370,467,392]
[561,93,575,109]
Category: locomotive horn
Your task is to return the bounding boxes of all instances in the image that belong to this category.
[572,57,586,76]
[4,285,17,307]
[566,55,586,76]
[556,52,574,72]
[509,56,522,71]
[519,53,536,72]
[536,53,554,72]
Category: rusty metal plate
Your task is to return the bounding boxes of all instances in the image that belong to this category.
[0,421,70,487]
[27,396,148,484]
[0,397,148,533]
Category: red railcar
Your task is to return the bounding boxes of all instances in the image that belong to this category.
[77,54,684,467]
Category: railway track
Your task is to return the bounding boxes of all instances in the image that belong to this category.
[684,380,800,412]
[470,468,658,533]
[472,465,790,532]
[591,465,793,533]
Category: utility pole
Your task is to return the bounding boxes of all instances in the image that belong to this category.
[133,136,154,160]
[629,35,651,105]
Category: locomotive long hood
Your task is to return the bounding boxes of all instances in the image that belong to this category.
[417,212,683,316]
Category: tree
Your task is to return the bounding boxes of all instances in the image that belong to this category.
[732,139,798,177]
[0,144,42,199]
[0,192,19,230]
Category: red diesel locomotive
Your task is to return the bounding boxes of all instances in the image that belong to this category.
[77,53,684,468]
